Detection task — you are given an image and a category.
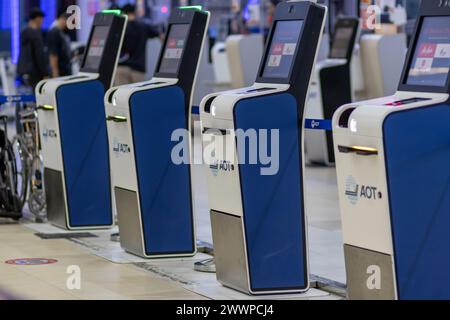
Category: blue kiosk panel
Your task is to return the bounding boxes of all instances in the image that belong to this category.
[384,104,450,300]
[129,86,195,255]
[234,93,307,292]
[56,80,113,227]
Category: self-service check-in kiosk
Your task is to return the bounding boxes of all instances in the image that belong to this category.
[333,0,450,300]
[105,7,209,258]
[36,11,127,230]
[305,17,359,166]
[200,1,326,295]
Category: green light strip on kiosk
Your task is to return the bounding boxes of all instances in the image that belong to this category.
[179,6,203,11]
[102,9,122,15]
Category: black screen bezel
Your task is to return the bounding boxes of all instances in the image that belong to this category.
[398,0,450,94]
[153,8,208,80]
[79,12,127,89]
[256,3,315,85]
[400,16,450,92]
[258,18,305,84]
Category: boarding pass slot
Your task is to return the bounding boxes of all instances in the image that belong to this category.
[37,105,55,111]
[137,81,166,88]
[107,115,128,123]
[238,87,276,94]
[338,145,378,156]
[65,76,89,81]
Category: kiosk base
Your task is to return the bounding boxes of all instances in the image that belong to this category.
[45,168,68,230]
[211,210,250,294]
[344,245,396,300]
[115,187,144,256]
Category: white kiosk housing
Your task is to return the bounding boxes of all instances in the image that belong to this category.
[333,0,450,300]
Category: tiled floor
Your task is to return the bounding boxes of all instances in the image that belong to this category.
[0,224,204,300]
[0,125,346,300]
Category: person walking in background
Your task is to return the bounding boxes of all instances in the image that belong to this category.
[48,10,72,78]
[17,8,49,90]
[115,4,161,86]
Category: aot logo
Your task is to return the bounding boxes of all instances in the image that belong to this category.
[345,176,359,205]
[209,159,235,177]
[219,160,235,172]
[209,160,219,177]
[42,127,57,141]
[112,138,131,157]
[345,176,380,205]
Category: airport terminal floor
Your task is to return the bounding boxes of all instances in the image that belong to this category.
[0,153,343,300]
[2,0,450,306]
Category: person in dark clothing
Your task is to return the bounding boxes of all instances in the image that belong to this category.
[48,11,72,78]
[115,4,161,85]
[380,6,393,24]
[17,8,49,90]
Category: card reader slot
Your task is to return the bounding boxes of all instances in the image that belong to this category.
[37,105,55,112]
[137,81,165,87]
[65,76,89,81]
[239,87,275,94]
[338,145,378,156]
[106,115,127,123]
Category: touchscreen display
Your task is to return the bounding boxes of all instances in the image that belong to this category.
[330,27,354,59]
[84,26,110,71]
[158,24,190,75]
[406,16,450,87]
[262,20,304,79]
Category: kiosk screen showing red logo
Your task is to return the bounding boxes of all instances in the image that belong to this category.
[263,20,304,79]
[407,16,450,87]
